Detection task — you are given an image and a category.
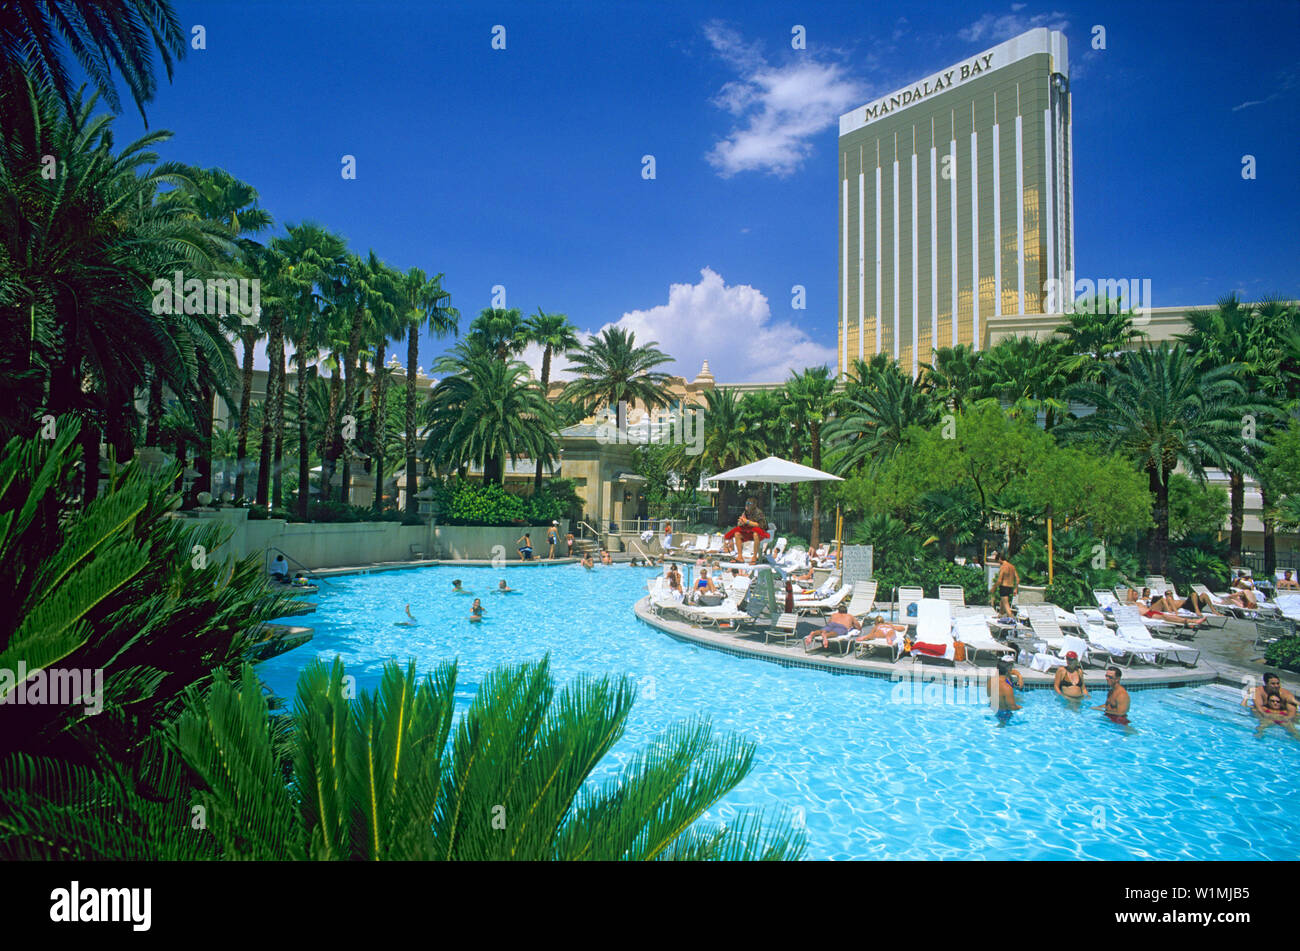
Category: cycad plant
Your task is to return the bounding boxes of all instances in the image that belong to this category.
[2,657,805,860]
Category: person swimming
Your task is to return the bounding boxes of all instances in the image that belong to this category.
[395,603,418,626]
[496,579,517,593]
[1092,666,1131,724]
[452,579,472,595]
[580,552,594,569]
[989,657,1022,715]
[469,598,484,622]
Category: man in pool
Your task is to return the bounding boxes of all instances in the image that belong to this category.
[1092,667,1131,723]
[497,579,516,593]
[1052,651,1089,699]
[580,552,594,569]
[469,598,484,622]
[1243,672,1298,713]
[599,549,612,565]
[803,610,863,651]
[452,579,472,595]
[988,657,1021,713]
[994,552,1019,619]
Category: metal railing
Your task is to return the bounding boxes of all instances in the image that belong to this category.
[265,546,333,585]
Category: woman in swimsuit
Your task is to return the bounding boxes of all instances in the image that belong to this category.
[469,598,484,622]
[1052,652,1089,699]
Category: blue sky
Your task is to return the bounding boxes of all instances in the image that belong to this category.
[112,0,1299,382]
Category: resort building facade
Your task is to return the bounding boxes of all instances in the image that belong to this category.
[837,27,1074,376]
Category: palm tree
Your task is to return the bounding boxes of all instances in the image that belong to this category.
[466,307,529,361]
[1178,294,1274,564]
[177,166,273,501]
[424,343,560,485]
[975,336,1076,429]
[364,261,406,513]
[526,309,581,490]
[251,246,289,508]
[563,327,674,429]
[693,387,763,527]
[274,223,348,519]
[920,345,983,410]
[0,78,230,503]
[1059,344,1266,574]
[1055,307,1145,373]
[396,268,458,511]
[825,361,939,473]
[0,0,185,119]
[781,367,840,549]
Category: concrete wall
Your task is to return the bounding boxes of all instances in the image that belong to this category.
[180,509,569,569]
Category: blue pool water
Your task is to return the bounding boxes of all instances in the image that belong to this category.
[261,564,1300,860]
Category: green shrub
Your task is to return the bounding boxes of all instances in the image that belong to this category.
[1265,636,1300,672]
[873,557,987,605]
[447,482,526,525]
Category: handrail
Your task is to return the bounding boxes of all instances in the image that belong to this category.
[265,546,332,585]
[576,520,601,540]
[627,539,656,562]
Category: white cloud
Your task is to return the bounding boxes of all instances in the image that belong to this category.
[958,10,1070,44]
[704,21,867,178]
[551,267,837,384]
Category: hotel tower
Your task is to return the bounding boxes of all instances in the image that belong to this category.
[837,27,1074,376]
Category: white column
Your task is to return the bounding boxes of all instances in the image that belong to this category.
[841,176,848,372]
[1015,113,1025,315]
[1043,108,1055,308]
[930,143,938,360]
[911,148,919,379]
[1055,95,1067,295]
[992,119,1002,318]
[1066,97,1075,279]
[893,158,900,361]
[875,163,882,354]
[950,137,958,347]
[970,128,979,350]
[858,164,865,361]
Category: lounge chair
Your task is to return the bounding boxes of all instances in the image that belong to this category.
[852,621,908,661]
[706,534,725,554]
[845,580,879,619]
[1145,576,1172,599]
[896,585,925,625]
[1024,605,1069,652]
[1191,584,1253,619]
[764,612,800,645]
[1071,611,1136,667]
[793,585,852,616]
[938,585,966,610]
[1254,618,1293,652]
[953,613,1008,662]
[909,598,956,665]
[677,597,751,629]
[1114,618,1200,667]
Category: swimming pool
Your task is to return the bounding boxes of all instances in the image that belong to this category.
[260,564,1300,860]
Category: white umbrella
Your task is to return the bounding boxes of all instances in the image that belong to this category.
[705,456,842,485]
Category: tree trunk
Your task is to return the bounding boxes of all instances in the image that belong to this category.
[1262,482,1276,577]
[1228,469,1244,565]
[341,305,364,503]
[235,329,256,500]
[296,348,310,520]
[146,372,163,447]
[1148,466,1170,575]
[260,311,284,508]
[534,345,553,493]
[81,415,99,508]
[195,379,213,498]
[321,362,343,502]
[405,329,419,512]
[371,341,387,513]
[273,343,286,509]
[810,424,822,550]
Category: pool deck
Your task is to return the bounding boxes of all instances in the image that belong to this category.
[632,597,1300,693]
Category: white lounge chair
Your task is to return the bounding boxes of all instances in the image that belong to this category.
[938,585,966,610]
[794,585,852,616]
[897,585,925,625]
[909,598,955,664]
[845,580,879,619]
[1071,611,1136,668]
[1114,618,1200,666]
[953,613,1007,662]
[677,597,751,629]
[764,612,800,645]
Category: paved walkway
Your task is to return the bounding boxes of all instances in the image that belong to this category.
[633,599,1300,693]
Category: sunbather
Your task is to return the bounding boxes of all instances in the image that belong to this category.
[852,616,908,648]
[1280,570,1300,591]
[1139,593,1205,626]
[803,610,862,651]
[690,568,719,604]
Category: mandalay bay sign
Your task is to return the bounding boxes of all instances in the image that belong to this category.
[840,29,1067,135]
